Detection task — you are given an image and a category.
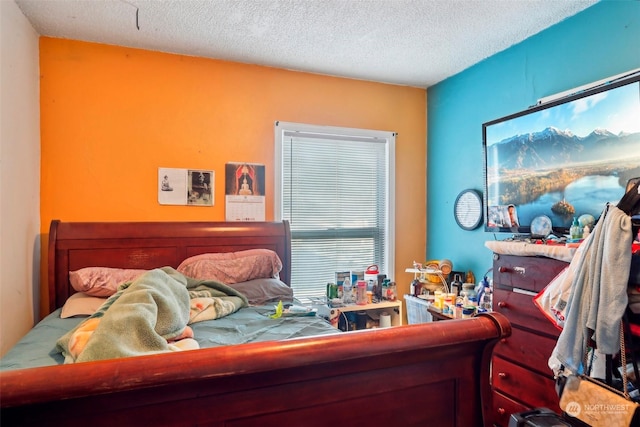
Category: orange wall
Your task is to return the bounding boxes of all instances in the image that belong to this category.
[39,38,426,316]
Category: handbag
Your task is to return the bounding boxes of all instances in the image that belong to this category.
[558,323,640,427]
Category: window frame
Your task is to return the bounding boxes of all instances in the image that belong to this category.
[274,121,396,296]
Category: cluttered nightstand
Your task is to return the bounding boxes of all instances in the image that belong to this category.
[427,305,454,321]
[328,300,402,331]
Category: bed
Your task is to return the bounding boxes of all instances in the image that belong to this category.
[0,220,511,427]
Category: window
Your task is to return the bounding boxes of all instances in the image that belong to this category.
[275,121,395,300]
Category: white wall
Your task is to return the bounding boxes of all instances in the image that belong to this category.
[0,0,41,356]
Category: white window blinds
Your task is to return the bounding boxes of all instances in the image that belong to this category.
[275,122,395,299]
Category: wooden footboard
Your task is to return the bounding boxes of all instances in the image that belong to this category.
[2,221,510,426]
[1,312,510,427]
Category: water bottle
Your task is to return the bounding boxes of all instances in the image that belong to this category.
[343,277,352,304]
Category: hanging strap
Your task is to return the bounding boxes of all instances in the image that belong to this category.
[583,322,631,399]
[620,321,631,399]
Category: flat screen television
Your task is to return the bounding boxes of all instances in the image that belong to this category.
[482,73,640,236]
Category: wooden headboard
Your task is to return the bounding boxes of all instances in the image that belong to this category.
[47,220,291,313]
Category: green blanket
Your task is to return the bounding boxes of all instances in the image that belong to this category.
[56,267,248,363]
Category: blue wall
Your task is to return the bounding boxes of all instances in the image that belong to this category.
[426,0,640,280]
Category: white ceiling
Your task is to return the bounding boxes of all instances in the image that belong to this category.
[15,0,597,88]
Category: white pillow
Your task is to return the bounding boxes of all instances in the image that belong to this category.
[60,292,107,318]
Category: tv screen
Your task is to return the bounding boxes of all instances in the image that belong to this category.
[482,74,640,236]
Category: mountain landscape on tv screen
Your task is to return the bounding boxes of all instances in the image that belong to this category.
[486,126,640,210]
[488,126,640,170]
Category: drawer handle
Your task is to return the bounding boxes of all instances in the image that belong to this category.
[498,372,508,378]
[497,407,506,415]
[497,301,507,308]
[498,266,526,275]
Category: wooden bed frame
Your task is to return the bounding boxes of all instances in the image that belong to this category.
[1,220,511,427]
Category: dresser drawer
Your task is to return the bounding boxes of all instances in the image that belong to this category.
[494,288,560,337]
[494,326,557,376]
[493,254,568,293]
[492,356,561,412]
[490,390,529,427]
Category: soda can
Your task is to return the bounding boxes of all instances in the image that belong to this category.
[327,282,338,299]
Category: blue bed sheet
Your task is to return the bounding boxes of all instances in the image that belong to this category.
[1,305,337,371]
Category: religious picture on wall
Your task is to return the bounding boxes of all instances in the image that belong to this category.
[158,167,187,205]
[225,163,265,221]
[158,167,214,206]
[188,170,214,206]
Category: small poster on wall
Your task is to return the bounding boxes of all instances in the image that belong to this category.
[225,163,265,221]
[158,167,214,206]
[487,204,519,228]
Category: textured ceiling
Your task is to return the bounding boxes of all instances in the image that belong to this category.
[15,0,597,88]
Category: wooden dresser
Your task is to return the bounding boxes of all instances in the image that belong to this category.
[488,253,569,427]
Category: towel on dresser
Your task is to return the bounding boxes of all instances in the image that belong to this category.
[57,267,248,363]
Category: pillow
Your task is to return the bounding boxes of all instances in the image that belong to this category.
[60,292,108,318]
[177,249,282,284]
[69,267,148,297]
[228,278,293,305]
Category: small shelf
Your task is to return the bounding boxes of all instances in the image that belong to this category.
[332,300,403,328]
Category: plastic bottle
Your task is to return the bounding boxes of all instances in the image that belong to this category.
[356,280,367,305]
[450,274,463,297]
[460,283,477,305]
[343,277,352,304]
[454,297,463,319]
[388,281,397,301]
[482,285,493,312]
[411,278,422,297]
[479,274,493,312]
[476,284,485,310]
[570,217,582,240]
[376,274,386,301]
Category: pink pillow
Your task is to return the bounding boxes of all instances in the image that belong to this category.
[177,249,282,284]
[69,267,148,297]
